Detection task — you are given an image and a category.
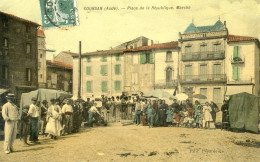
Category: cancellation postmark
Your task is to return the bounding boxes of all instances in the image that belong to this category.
[39,0,79,29]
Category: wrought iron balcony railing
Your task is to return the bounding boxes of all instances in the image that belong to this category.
[182,50,225,61]
[180,74,227,84]
[154,80,177,89]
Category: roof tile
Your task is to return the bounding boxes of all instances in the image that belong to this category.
[46,60,72,69]
[227,34,259,42]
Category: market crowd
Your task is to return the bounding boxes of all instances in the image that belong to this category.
[0,93,229,154]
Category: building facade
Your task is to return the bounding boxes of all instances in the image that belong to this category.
[46,60,72,92]
[54,51,77,66]
[124,42,179,95]
[226,35,260,96]
[37,26,47,88]
[0,11,39,103]
[73,50,125,100]
[73,41,179,99]
[179,20,228,104]
[179,20,260,105]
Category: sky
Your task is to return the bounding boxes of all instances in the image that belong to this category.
[0,0,260,59]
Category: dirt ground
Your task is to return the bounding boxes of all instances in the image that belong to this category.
[0,123,259,162]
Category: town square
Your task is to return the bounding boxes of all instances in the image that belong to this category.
[0,0,260,161]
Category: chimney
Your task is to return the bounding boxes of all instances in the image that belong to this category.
[148,39,154,46]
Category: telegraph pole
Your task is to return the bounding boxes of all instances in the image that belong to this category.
[78,41,81,100]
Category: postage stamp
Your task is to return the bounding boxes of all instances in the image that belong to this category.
[39,0,79,29]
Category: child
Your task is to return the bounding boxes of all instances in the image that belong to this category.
[194,107,201,128]
[20,105,30,145]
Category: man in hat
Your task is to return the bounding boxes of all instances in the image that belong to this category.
[2,93,20,154]
[28,97,40,143]
[62,99,73,134]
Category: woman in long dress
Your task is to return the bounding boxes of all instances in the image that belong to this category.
[203,102,213,129]
[45,99,62,139]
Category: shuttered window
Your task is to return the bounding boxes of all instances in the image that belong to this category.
[86,66,91,75]
[140,53,153,64]
[233,46,239,58]
[185,46,192,59]
[115,54,120,61]
[101,81,107,92]
[200,65,207,79]
[200,88,207,103]
[100,65,107,75]
[213,64,221,79]
[114,81,121,91]
[86,56,91,62]
[213,88,221,103]
[100,56,107,62]
[114,64,120,75]
[232,67,239,80]
[185,65,192,80]
[86,81,92,92]
[140,53,146,64]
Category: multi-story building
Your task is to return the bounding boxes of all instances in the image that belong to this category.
[0,11,39,103]
[72,40,180,99]
[124,42,179,95]
[73,49,125,99]
[179,20,228,104]
[37,26,47,88]
[54,51,77,66]
[179,20,260,105]
[226,34,260,96]
[113,36,152,49]
[46,60,72,92]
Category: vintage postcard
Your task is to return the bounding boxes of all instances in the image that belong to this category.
[0,0,259,161]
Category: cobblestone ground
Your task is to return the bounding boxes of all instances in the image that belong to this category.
[0,123,260,162]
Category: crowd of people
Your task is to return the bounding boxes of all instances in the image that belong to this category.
[1,93,229,154]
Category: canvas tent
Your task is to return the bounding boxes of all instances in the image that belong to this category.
[20,89,72,110]
[228,92,259,133]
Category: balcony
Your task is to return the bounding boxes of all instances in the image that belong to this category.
[231,56,245,64]
[227,78,253,85]
[182,50,225,61]
[180,74,227,84]
[155,80,177,89]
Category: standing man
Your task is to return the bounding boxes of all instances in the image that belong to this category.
[28,97,40,143]
[135,99,142,125]
[146,103,155,128]
[62,99,73,134]
[2,93,20,154]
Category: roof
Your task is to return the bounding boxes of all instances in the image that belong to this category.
[79,41,179,57]
[46,60,72,70]
[184,20,225,34]
[37,26,45,37]
[56,51,78,57]
[82,49,124,56]
[114,36,149,48]
[227,34,259,43]
[124,41,179,52]
[0,11,39,26]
